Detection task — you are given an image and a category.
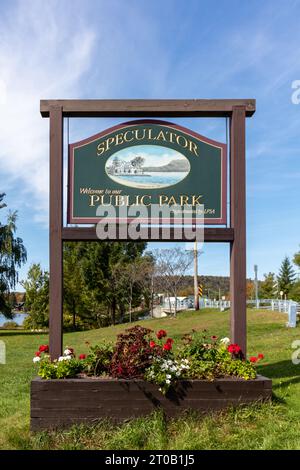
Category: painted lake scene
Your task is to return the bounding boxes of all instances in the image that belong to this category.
[105,145,191,189]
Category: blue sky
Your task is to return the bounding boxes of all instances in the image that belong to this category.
[1,0,300,287]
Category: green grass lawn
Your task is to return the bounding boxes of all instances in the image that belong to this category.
[1,308,300,450]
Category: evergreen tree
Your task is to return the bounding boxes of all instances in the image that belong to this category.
[277,256,296,297]
[260,272,277,299]
[0,193,27,317]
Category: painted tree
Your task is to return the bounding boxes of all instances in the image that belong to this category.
[260,272,277,299]
[277,256,296,297]
[0,193,27,317]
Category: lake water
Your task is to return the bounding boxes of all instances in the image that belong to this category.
[0,313,28,326]
[111,171,189,189]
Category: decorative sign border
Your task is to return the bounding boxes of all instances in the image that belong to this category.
[68,119,227,225]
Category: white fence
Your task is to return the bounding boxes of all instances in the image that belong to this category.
[161,296,300,327]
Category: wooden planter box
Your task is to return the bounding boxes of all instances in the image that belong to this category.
[31,375,272,431]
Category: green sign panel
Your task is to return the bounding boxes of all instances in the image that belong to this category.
[68,120,227,224]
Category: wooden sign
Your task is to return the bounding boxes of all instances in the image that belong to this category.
[68,120,227,224]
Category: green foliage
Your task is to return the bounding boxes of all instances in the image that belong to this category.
[21,264,49,328]
[0,194,27,317]
[289,280,300,302]
[1,320,19,329]
[278,256,296,297]
[84,343,114,376]
[3,308,300,450]
[260,272,277,299]
[37,356,84,380]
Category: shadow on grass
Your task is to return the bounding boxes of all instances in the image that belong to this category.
[258,360,300,391]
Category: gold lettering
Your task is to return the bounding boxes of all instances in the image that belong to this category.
[189,141,199,156]
[134,129,146,141]
[105,137,115,151]
[124,130,134,142]
[97,143,105,156]
[192,195,203,205]
[156,130,167,141]
[140,195,151,206]
[89,195,100,206]
[115,133,124,146]
[159,195,169,205]
[176,135,188,148]
[180,195,189,205]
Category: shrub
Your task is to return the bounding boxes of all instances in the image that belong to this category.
[84,343,114,376]
[1,321,19,329]
[110,325,155,378]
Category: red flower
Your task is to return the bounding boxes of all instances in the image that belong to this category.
[39,344,49,353]
[79,354,86,360]
[156,329,167,339]
[35,351,41,357]
[166,338,174,344]
[211,335,218,340]
[250,356,258,363]
[149,340,156,348]
[228,343,242,355]
[163,342,172,351]
[258,353,264,360]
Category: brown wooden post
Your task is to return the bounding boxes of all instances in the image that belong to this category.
[49,106,63,359]
[230,106,247,355]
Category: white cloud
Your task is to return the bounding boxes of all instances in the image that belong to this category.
[0,0,95,224]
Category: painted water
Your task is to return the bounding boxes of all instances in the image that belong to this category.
[105,144,190,189]
[0,313,28,327]
[109,171,189,189]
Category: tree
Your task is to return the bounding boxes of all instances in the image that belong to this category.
[0,194,27,317]
[293,247,300,269]
[277,256,296,297]
[21,263,49,328]
[289,281,300,302]
[260,272,277,299]
[131,156,145,168]
[154,248,194,317]
[63,242,90,330]
[246,280,255,300]
[112,256,153,322]
[79,241,148,325]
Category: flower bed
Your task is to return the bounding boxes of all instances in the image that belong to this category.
[31,326,272,430]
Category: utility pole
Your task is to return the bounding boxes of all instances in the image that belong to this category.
[194,240,199,310]
[254,264,259,308]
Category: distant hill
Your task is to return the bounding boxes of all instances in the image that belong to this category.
[144,158,190,172]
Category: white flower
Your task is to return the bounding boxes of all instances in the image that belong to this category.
[166,374,172,379]
[33,356,41,363]
[166,379,171,384]
[220,337,230,345]
[183,359,189,364]
[65,355,72,360]
[58,356,65,361]
[176,371,180,376]
[64,349,72,356]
